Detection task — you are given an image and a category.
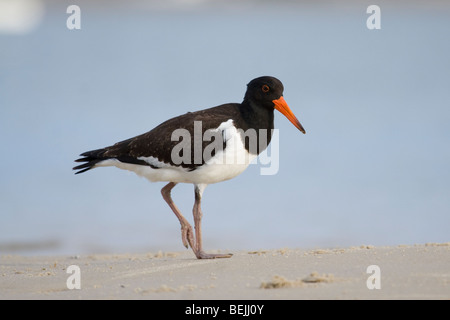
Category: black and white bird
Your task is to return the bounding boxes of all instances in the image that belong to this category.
[73,76,305,259]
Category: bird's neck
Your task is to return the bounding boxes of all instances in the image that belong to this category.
[240,98,275,131]
[239,99,274,155]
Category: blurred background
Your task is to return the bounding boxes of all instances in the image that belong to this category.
[1,0,449,255]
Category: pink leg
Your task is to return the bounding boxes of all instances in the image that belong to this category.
[192,184,233,259]
[161,182,195,251]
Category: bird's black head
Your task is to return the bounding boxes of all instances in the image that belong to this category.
[244,76,285,107]
[244,76,305,134]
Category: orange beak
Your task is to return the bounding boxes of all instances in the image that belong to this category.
[273,96,306,134]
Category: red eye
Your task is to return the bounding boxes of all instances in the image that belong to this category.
[262,85,270,93]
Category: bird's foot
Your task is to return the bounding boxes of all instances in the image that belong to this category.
[195,250,233,259]
[181,224,195,250]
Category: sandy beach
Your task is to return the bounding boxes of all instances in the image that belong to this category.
[1,243,449,300]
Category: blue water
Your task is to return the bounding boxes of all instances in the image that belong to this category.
[1,1,449,255]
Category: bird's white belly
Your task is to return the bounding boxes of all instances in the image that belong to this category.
[189,140,257,184]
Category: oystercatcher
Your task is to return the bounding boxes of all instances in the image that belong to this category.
[73,76,305,259]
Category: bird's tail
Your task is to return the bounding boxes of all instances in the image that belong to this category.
[73,148,109,174]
